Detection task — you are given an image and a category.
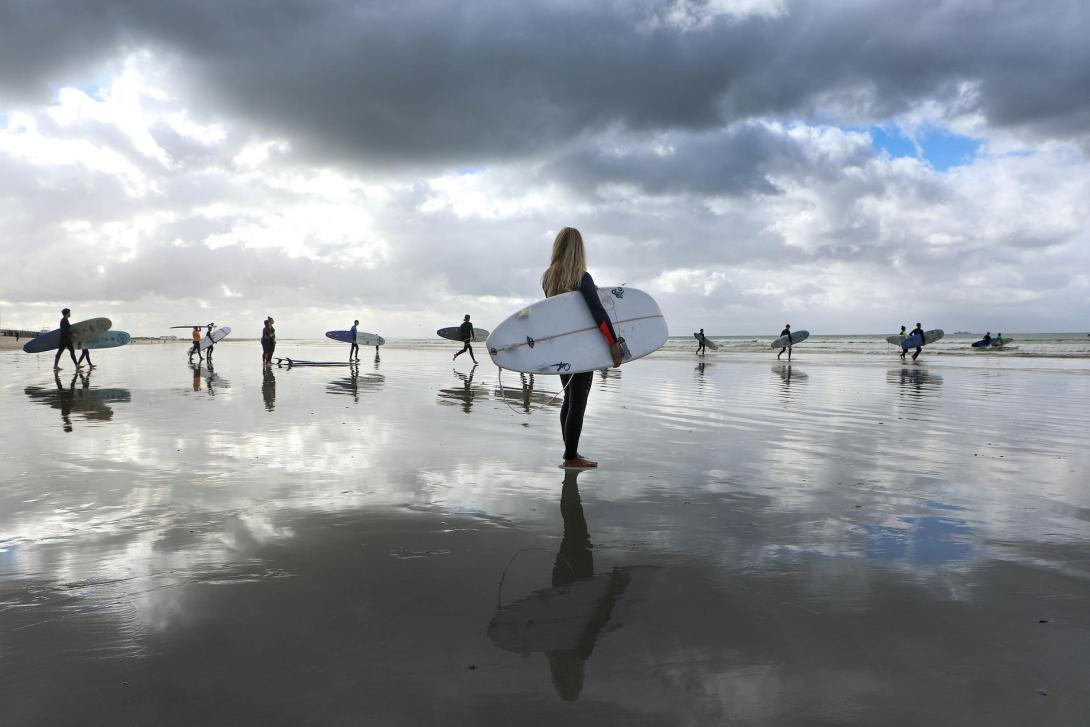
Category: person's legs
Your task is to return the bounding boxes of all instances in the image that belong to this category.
[350,342,358,360]
[777,346,785,360]
[453,343,468,360]
[67,342,79,366]
[54,344,64,369]
[912,346,922,361]
[560,372,593,461]
[468,343,477,364]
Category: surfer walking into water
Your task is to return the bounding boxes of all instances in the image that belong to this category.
[898,325,908,360]
[776,324,793,361]
[696,328,707,356]
[910,322,925,362]
[349,320,360,362]
[53,308,81,371]
[452,314,478,364]
[262,317,276,366]
[542,227,623,470]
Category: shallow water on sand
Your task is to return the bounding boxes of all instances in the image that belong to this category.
[3,343,1090,725]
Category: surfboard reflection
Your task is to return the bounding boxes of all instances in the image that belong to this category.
[487,470,646,702]
[888,367,943,398]
[189,362,229,396]
[437,365,489,413]
[492,373,561,413]
[326,368,385,403]
[24,371,131,431]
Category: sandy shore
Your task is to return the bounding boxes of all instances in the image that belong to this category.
[2,344,1090,725]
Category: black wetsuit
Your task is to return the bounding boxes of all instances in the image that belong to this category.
[453,321,476,362]
[777,328,792,358]
[555,272,618,461]
[911,326,925,360]
[349,324,359,360]
[696,332,706,356]
[262,324,275,362]
[54,317,78,368]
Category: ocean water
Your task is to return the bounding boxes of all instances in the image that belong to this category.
[2,343,1090,724]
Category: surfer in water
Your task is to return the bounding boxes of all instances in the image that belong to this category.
[349,320,360,362]
[542,227,623,469]
[910,322,925,362]
[776,324,792,361]
[53,308,81,371]
[696,328,707,356]
[262,317,276,366]
[452,314,477,364]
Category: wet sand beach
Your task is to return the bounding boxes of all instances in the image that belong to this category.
[2,343,1090,725]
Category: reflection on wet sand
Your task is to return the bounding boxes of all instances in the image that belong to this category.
[24,371,132,431]
[326,368,386,402]
[493,373,562,412]
[488,470,639,702]
[189,362,229,395]
[262,367,276,411]
[437,365,489,413]
[889,366,944,397]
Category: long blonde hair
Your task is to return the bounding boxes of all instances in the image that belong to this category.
[541,227,587,297]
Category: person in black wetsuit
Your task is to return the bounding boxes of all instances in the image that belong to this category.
[76,346,94,369]
[776,324,792,361]
[981,332,992,347]
[261,317,276,366]
[910,322,925,361]
[204,323,215,363]
[696,328,706,356]
[542,227,623,469]
[452,314,477,363]
[53,308,81,371]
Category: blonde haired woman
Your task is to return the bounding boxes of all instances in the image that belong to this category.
[543,227,623,469]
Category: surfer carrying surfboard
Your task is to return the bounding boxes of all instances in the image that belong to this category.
[910,322,925,361]
[189,327,202,363]
[205,323,216,363]
[542,227,623,470]
[53,308,82,371]
[776,324,793,361]
[452,315,478,364]
[696,328,707,356]
[349,320,360,362]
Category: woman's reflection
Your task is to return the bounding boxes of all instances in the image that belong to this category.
[487,469,631,702]
[262,367,276,411]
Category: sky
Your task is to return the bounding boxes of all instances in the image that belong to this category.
[0,0,1088,337]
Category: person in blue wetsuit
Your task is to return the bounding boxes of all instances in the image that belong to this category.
[452,315,477,363]
[910,322,925,361]
[349,319,360,361]
[53,308,81,371]
[542,227,623,469]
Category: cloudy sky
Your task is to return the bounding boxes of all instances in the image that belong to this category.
[1,0,1088,337]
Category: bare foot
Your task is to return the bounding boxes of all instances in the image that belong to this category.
[562,456,598,469]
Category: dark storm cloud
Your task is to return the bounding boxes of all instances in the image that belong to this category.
[546,122,875,197]
[1,0,1088,172]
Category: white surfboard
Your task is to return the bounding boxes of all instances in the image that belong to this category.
[694,332,719,351]
[200,326,231,351]
[487,286,668,374]
[771,330,809,348]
